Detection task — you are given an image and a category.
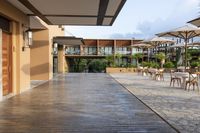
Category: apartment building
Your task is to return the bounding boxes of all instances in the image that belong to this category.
[52,38,142,72]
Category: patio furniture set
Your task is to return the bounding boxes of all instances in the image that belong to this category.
[137,66,199,92]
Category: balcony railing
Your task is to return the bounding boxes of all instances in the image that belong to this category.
[116,51,131,55]
[65,50,80,55]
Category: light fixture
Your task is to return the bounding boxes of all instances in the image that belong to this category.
[22,27,33,51]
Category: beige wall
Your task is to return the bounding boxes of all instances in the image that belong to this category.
[31,24,64,80]
[0,0,30,96]
[31,29,50,80]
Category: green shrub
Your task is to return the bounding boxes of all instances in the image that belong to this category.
[142,61,150,67]
[164,61,175,68]
[88,59,107,73]
[191,61,200,68]
[149,62,159,68]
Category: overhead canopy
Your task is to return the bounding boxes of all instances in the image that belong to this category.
[53,36,84,46]
[188,17,200,27]
[29,16,47,30]
[7,0,126,26]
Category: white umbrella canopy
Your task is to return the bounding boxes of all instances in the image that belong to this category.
[143,36,175,64]
[145,36,175,46]
[131,43,153,48]
[156,25,200,39]
[156,25,200,68]
[131,43,153,65]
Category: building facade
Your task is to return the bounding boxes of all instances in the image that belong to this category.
[53,38,142,73]
[0,0,126,100]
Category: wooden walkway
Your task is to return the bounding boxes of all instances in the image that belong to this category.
[0,73,176,133]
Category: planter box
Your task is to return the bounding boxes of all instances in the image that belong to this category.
[106,67,137,73]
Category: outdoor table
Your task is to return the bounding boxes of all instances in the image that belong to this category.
[174,72,189,89]
[148,68,158,79]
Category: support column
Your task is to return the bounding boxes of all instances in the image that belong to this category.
[58,45,65,73]
[114,40,117,55]
[80,45,84,55]
[97,40,100,55]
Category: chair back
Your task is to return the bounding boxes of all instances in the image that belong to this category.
[188,73,198,82]
[170,69,175,78]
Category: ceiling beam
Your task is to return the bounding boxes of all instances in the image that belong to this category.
[97,0,109,25]
[110,0,126,25]
[28,14,114,18]
[18,0,52,25]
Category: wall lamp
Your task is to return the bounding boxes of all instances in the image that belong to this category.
[22,24,33,51]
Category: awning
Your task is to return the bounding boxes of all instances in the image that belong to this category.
[53,36,84,46]
[29,16,47,30]
[7,0,126,26]
[188,17,200,27]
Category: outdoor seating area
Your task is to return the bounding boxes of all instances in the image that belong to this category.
[111,73,200,133]
[137,66,200,92]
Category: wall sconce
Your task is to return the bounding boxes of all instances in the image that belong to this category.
[22,24,33,51]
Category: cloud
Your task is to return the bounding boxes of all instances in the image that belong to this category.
[109,0,199,39]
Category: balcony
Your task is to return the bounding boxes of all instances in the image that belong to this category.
[65,46,81,55]
[99,47,113,56]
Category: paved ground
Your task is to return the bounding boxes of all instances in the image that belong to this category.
[0,73,176,133]
[111,73,200,133]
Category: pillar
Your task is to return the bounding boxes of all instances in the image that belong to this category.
[58,45,65,73]
[97,40,100,55]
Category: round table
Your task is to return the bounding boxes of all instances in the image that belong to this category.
[174,72,189,89]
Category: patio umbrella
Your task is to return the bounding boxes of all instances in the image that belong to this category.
[157,25,200,69]
[131,43,153,66]
[144,36,175,63]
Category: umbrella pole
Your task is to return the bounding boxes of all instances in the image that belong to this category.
[185,39,188,70]
[142,48,144,67]
[185,33,188,71]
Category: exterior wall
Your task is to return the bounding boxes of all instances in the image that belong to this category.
[0,29,2,100]
[0,0,30,99]
[31,29,50,80]
[48,26,65,78]
[31,23,64,80]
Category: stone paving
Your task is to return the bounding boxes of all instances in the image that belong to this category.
[111,73,200,133]
[0,73,176,133]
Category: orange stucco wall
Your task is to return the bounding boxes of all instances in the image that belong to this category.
[31,24,64,80]
[0,0,30,96]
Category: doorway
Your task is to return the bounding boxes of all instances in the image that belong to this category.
[2,31,12,96]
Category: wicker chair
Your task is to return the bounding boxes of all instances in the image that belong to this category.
[185,73,199,91]
[155,69,165,81]
[170,70,181,87]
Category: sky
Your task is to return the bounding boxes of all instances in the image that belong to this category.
[65,0,200,39]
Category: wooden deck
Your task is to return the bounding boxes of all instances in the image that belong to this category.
[0,73,176,133]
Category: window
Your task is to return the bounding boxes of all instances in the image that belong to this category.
[85,47,97,55]
[66,46,80,55]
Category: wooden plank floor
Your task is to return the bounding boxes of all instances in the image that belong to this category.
[0,73,177,133]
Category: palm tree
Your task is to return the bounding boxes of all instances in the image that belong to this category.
[105,55,114,67]
[132,53,143,67]
[155,52,165,68]
[115,53,122,67]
